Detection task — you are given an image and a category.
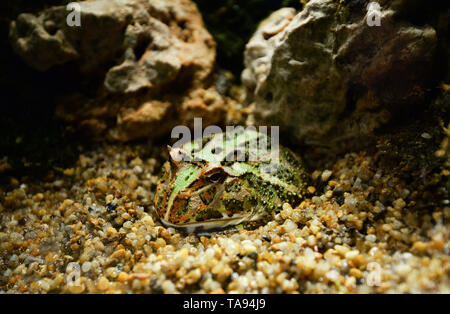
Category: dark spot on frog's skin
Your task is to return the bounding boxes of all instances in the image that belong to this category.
[223,198,244,215]
[211,146,223,154]
[225,152,235,161]
[106,203,118,212]
[273,166,295,182]
[225,181,241,193]
[257,136,265,143]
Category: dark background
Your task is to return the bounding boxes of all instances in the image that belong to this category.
[0,0,448,177]
[0,0,302,176]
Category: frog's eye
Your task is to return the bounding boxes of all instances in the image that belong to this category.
[206,171,225,183]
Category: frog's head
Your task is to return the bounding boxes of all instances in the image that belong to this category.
[154,131,270,233]
[154,148,259,233]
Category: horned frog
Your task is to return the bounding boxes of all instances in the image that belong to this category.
[154,128,308,233]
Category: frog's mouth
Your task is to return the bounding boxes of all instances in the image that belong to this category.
[159,215,251,234]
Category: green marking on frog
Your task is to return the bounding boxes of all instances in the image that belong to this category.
[154,129,308,233]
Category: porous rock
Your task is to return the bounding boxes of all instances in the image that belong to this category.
[9,0,224,141]
[242,0,438,158]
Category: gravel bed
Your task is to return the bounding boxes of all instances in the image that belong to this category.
[0,143,448,293]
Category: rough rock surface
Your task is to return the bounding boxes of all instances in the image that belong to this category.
[242,0,438,157]
[9,0,225,141]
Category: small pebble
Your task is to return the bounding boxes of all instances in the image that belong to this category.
[97,276,110,291]
[321,170,333,181]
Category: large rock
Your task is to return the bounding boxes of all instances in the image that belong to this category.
[9,0,226,141]
[242,0,438,157]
